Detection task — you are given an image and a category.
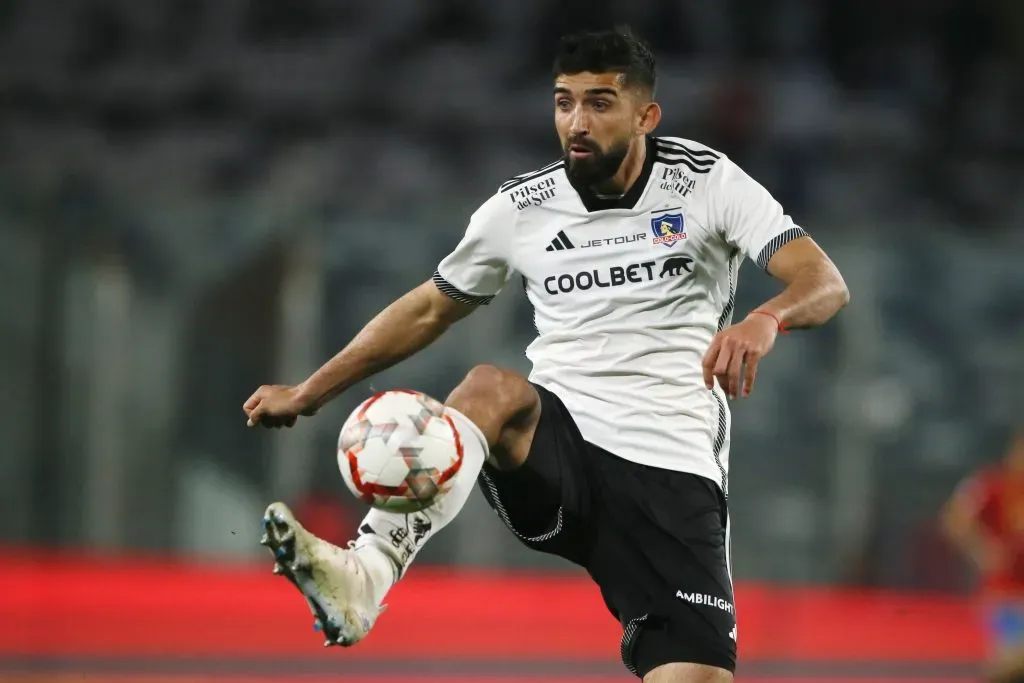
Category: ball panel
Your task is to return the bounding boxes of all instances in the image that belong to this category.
[336,389,462,512]
[376,454,413,486]
[361,391,428,422]
[353,439,397,476]
[404,466,442,503]
[374,496,432,514]
[418,413,457,442]
[339,418,400,453]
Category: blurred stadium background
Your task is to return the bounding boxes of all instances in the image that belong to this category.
[2,0,1023,681]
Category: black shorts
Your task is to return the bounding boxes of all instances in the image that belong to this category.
[477,384,736,678]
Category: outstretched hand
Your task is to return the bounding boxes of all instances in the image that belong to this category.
[701,313,780,399]
[244,384,317,428]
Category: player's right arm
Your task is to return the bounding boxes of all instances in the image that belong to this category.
[299,281,476,409]
[244,194,514,428]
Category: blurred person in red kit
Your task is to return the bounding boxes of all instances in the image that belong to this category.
[943,430,1024,683]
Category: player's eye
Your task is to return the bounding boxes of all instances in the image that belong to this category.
[556,98,572,111]
[592,100,611,112]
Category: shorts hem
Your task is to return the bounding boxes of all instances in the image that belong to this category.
[625,615,737,678]
[478,467,565,544]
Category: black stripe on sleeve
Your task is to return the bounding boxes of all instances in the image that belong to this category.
[498,161,564,193]
[655,155,716,175]
[432,271,495,305]
[655,145,719,175]
[654,143,719,167]
[500,161,559,190]
[655,138,721,159]
[755,227,808,270]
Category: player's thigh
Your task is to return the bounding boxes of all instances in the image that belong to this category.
[475,383,593,565]
[587,450,736,678]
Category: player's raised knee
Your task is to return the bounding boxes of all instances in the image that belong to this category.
[462,363,508,389]
[461,364,533,406]
[446,365,539,446]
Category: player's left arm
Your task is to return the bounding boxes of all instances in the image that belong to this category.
[702,158,849,398]
[758,235,849,331]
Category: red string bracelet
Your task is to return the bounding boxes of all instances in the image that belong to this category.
[750,310,788,335]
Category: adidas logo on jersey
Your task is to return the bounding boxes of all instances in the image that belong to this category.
[547,231,649,252]
[546,231,575,251]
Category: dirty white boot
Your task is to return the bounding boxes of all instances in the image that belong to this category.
[260,502,383,647]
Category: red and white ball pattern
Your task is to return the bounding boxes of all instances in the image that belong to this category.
[337,389,464,513]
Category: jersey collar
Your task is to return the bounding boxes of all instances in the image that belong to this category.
[568,135,656,213]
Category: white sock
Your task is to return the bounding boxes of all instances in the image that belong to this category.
[352,406,488,606]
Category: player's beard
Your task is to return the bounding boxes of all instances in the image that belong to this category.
[563,136,630,189]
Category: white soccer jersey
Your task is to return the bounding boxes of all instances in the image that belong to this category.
[434,136,807,493]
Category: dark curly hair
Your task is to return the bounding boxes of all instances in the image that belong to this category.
[552,26,656,96]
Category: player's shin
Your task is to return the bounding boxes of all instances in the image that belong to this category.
[351,407,486,605]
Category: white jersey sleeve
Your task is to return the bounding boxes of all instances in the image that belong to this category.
[433,193,514,305]
[706,157,808,269]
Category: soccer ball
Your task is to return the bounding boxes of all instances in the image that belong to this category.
[337,389,464,513]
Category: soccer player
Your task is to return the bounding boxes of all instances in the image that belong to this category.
[244,28,849,683]
[943,431,1024,683]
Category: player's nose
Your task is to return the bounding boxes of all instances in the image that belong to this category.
[569,107,590,138]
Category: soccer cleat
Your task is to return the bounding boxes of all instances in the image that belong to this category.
[261,502,382,647]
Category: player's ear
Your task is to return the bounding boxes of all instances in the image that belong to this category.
[638,101,661,135]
